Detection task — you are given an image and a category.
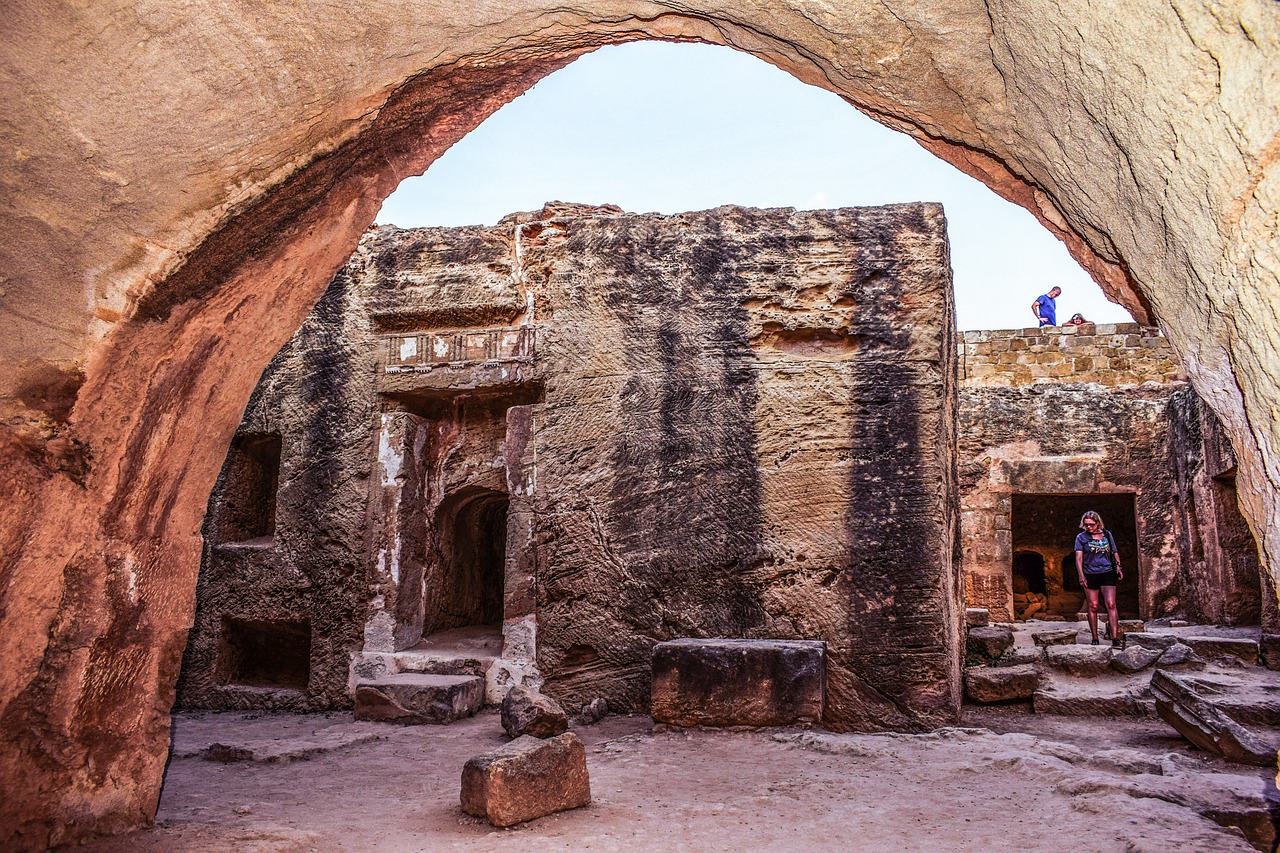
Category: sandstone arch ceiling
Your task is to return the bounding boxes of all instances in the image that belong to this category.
[0,0,1276,846]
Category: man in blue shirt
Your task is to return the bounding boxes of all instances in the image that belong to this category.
[1032,286,1061,327]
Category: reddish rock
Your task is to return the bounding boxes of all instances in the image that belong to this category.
[964,664,1039,702]
[501,686,569,739]
[966,626,1014,662]
[965,608,990,628]
[460,733,591,826]
[650,639,825,727]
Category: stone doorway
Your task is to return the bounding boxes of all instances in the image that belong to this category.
[1011,493,1140,620]
[428,487,508,637]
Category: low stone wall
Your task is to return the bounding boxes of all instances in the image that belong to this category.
[960,324,1181,388]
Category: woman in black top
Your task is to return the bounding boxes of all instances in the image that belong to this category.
[1075,510,1124,646]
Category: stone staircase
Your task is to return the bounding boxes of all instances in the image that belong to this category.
[352,628,501,725]
[963,612,1277,724]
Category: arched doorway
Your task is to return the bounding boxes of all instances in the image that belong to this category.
[428,488,509,637]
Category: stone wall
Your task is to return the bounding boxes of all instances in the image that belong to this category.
[960,324,1181,388]
[958,328,1261,628]
[181,203,962,732]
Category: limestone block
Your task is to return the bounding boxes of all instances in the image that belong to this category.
[964,608,989,628]
[1155,644,1207,671]
[1032,628,1079,648]
[577,698,608,725]
[1182,637,1260,667]
[996,647,1042,667]
[1045,645,1112,677]
[1104,620,1145,641]
[1123,632,1179,653]
[500,685,569,739]
[966,626,1014,663]
[965,664,1039,703]
[353,674,483,724]
[1149,672,1274,766]
[650,639,825,727]
[1032,680,1152,718]
[460,733,591,827]
[1110,645,1162,674]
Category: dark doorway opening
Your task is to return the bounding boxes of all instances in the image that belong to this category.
[427,488,508,635]
[216,617,311,690]
[209,433,282,544]
[1011,493,1140,619]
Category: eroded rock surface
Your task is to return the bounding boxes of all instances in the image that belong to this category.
[2,4,1279,846]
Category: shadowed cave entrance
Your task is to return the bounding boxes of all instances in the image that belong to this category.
[1012,493,1140,620]
[425,488,508,639]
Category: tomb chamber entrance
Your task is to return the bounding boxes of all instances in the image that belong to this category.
[1011,493,1140,620]
[427,488,509,637]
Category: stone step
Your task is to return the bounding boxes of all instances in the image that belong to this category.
[354,673,484,724]
[1031,672,1154,718]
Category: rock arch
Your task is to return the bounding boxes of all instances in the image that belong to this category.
[1,2,1277,847]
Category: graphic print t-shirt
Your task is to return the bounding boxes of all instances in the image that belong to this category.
[1075,531,1115,574]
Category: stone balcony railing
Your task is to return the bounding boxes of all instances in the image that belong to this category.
[380,326,535,374]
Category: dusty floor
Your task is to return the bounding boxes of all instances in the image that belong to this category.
[74,704,1278,853]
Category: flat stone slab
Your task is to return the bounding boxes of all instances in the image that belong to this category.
[1173,672,1280,728]
[1182,636,1259,666]
[1032,628,1078,648]
[179,723,386,763]
[651,639,825,727]
[1045,645,1113,677]
[1150,671,1274,766]
[965,664,1039,703]
[1123,632,1179,653]
[965,608,990,628]
[1104,619,1145,640]
[995,647,1042,667]
[1032,673,1153,718]
[461,733,591,826]
[354,673,484,724]
[966,626,1014,662]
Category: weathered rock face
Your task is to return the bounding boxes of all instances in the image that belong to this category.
[179,204,960,737]
[517,206,959,731]
[2,3,1278,848]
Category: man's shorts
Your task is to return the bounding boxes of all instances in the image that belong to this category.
[1084,570,1119,590]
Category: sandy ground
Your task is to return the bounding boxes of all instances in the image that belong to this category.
[73,704,1279,853]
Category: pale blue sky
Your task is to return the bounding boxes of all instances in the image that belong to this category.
[377,42,1133,332]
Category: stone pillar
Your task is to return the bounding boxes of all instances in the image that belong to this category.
[486,404,543,701]
[363,411,431,653]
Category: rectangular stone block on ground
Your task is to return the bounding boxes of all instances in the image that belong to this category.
[354,673,483,724]
[460,732,591,826]
[651,639,825,727]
